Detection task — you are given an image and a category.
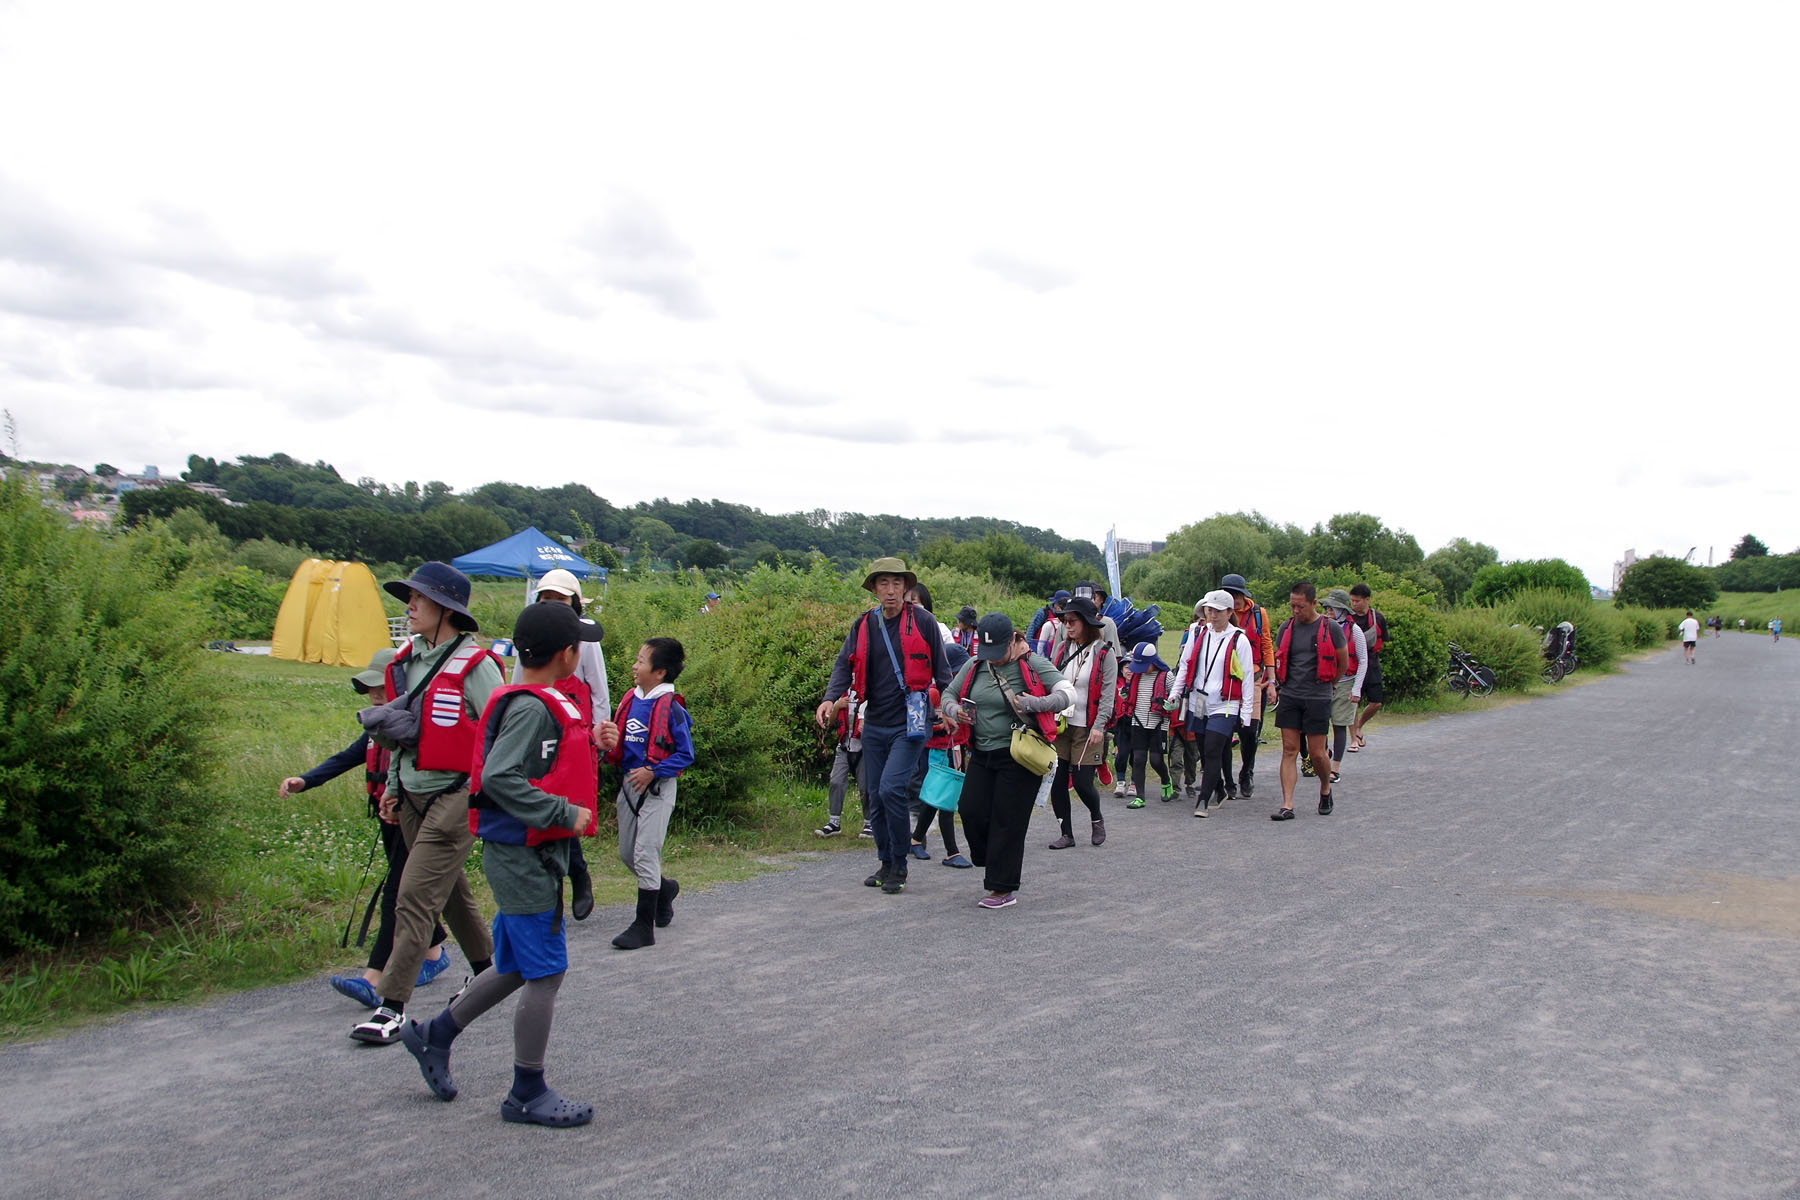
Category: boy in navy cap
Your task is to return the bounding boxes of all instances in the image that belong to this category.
[400,601,612,1127]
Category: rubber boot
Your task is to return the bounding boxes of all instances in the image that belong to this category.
[612,889,659,950]
[655,877,680,928]
[568,853,594,922]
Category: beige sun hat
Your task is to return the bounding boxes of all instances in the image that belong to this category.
[534,568,585,602]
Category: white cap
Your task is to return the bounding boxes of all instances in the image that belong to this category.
[535,568,584,602]
[1199,589,1235,613]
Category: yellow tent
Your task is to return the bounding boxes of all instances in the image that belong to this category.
[271,559,391,668]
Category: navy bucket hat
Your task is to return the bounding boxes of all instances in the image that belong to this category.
[385,561,479,632]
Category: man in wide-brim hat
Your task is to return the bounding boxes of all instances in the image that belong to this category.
[815,556,950,895]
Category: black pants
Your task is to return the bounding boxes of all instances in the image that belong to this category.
[1052,761,1102,837]
[369,818,446,972]
[1198,728,1233,806]
[1126,723,1170,794]
[906,748,961,855]
[959,747,1040,894]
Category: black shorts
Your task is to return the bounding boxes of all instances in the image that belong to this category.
[1682,640,1696,648]
[1360,656,1384,704]
[1274,692,1332,736]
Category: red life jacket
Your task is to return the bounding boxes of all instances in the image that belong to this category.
[1275,618,1340,683]
[1114,667,1170,725]
[836,700,864,743]
[849,603,935,698]
[952,628,977,654]
[925,684,969,750]
[363,739,391,800]
[1339,616,1360,674]
[385,637,504,774]
[959,656,1060,742]
[1230,601,1269,666]
[1056,638,1113,729]
[604,690,688,772]
[467,686,598,845]
[1354,608,1387,654]
[1177,627,1246,702]
[554,671,594,725]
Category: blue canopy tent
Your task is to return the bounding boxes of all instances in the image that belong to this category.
[450,526,608,606]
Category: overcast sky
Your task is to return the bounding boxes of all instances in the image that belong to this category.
[3,1,1794,587]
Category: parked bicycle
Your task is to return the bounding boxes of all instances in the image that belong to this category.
[1540,621,1578,683]
[1444,642,1496,698]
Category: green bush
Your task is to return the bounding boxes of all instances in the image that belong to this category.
[0,478,222,952]
[1495,589,1623,671]
[1466,559,1589,606]
[1439,612,1544,690]
[1358,592,1444,702]
[194,565,286,639]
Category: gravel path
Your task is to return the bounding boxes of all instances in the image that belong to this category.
[4,633,1797,1199]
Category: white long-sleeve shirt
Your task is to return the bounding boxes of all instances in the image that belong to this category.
[1170,623,1258,723]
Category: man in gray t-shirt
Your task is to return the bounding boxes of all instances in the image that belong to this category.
[1268,581,1349,821]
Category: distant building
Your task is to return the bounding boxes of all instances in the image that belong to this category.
[1612,548,1639,593]
[1114,538,1165,555]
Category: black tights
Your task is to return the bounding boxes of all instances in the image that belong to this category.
[911,803,961,855]
[1052,761,1102,836]
[1127,725,1170,795]
[1332,725,1348,765]
[1198,730,1232,805]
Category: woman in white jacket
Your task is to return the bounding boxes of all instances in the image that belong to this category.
[1167,590,1258,817]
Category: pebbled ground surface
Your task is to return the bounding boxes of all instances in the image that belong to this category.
[3,633,1797,1199]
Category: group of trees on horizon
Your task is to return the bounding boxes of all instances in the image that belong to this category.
[88,451,1790,611]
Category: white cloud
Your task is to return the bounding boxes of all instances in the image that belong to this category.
[0,0,1795,590]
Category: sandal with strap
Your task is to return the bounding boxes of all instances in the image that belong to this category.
[502,1087,595,1127]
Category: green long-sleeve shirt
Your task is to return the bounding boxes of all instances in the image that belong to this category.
[385,633,505,798]
[477,692,589,914]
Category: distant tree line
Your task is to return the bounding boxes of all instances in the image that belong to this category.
[131,452,1108,572]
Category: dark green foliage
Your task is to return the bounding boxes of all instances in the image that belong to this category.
[1466,559,1590,606]
[195,566,286,640]
[1424,538,1499,607]
[0,478,221,953]
[916,532,1089,599]
[680,538,729,569]
[1438,612,1545,691]
[1123,515,1271,610]
[1303,512,1425,574]
[1614,556,1718,610]
[1730,534,1768,559]
[1356,593,1444,703]
[1711,552,1800,593]
[1494,590,1620,672]
[1242,563,1438,612]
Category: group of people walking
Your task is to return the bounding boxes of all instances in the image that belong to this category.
[289,561,693,1128]
[815,558,1394,910]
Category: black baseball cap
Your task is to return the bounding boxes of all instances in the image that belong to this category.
[974,612,1015,661]
[513,603,603,659]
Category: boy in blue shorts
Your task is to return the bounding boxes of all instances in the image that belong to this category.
[400,602,613,1128]
[605,637,694,950]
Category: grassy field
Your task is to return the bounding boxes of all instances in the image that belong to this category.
[1713,591,1800,632]
[0,651,849,1043]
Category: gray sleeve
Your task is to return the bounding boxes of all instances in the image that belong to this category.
[481,698,585,832]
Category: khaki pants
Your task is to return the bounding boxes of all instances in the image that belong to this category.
[376,786,492,1005]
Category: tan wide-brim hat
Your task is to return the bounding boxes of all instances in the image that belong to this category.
[861,556,918,593]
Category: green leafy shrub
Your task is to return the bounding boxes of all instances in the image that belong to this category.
[0,478,222,952]
[194,565,286,639]
[1439,612,1543,690]
[1357,592,1444,702]
[1495,589,1622,671]
[1466,559,1590,606]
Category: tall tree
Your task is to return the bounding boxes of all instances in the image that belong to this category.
[1424,538,1500,607]
[1730,534,1769,559]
